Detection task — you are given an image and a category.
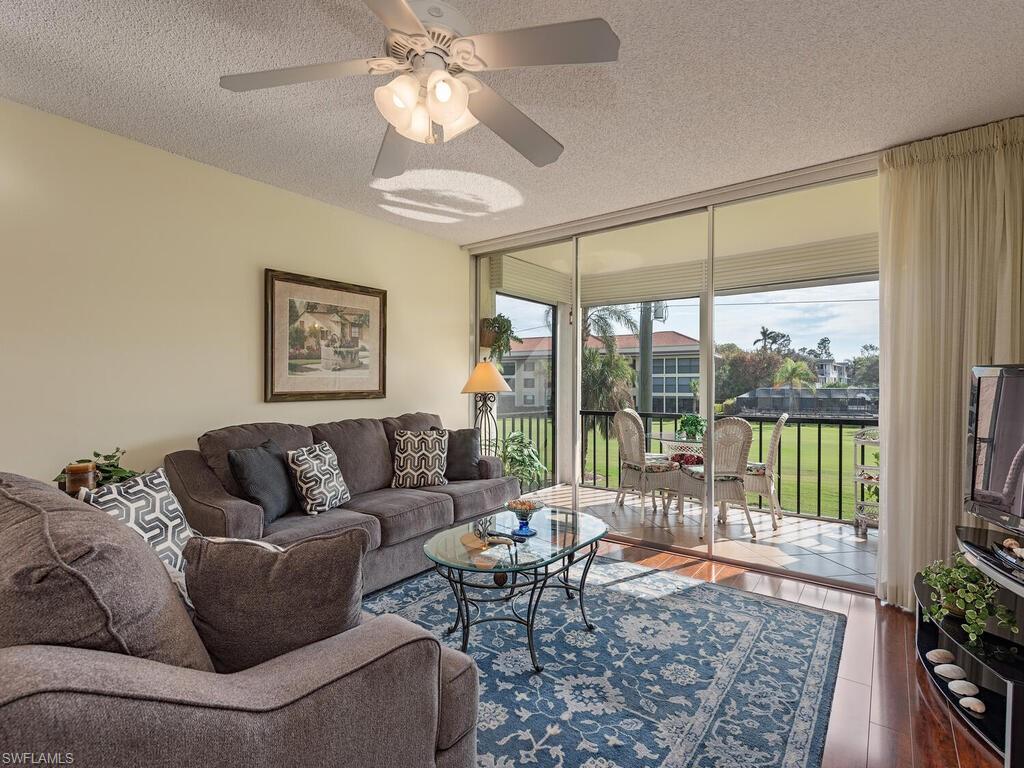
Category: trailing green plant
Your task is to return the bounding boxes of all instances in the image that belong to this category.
[921,553,1018,644]
[497,431,547,490]
[482,314,522,363]
[54,448,142,487]
[675,413,707,441]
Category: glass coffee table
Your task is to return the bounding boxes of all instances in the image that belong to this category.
[424,508,608,673]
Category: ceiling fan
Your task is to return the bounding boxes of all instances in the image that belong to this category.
[220,0,619,178]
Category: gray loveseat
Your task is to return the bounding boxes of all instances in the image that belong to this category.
[165,412,520,592]
[0,473,478,768]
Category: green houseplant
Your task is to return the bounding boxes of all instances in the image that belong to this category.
[497,431,547,490]
[675,413,707,441]
[921,553,1019,644]
[480,314,522,363]
[55,448,142,488]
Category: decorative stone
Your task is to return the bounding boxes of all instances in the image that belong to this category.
[925,648,955,664]
[959,696,986,715]
[1002,537,1021,550]
[949,680,980,696]
[934,663,967,680]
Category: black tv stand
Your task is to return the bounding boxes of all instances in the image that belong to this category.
[911,524,1024,767]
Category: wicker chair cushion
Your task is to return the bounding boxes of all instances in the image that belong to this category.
[681,466,740,481]
[622,460,680,473]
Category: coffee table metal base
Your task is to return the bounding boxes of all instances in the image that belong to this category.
[436,541,600,673]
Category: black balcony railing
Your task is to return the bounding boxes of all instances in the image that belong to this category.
[579,410,879,522]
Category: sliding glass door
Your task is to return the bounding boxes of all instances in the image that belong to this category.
[710,177,880,589]
[574,210,712,548]
[473,173,880,590]
[476,241,573,493]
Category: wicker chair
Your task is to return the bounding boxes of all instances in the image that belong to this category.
[741,413,789,530]
[612,408,678,513]
[669,417,757,539]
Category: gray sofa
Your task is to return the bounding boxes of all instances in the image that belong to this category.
[165,412,519,593]
[0,473,478,768]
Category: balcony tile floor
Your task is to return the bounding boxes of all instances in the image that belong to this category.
[524,484,877,592]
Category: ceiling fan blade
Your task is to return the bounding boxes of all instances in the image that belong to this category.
[452,18,619,70]
[363,0,427,36]
[468,81,563,167]
[220,58,397,92]
[372,125,414,178]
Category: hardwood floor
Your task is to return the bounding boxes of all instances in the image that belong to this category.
[597,541,1001,768]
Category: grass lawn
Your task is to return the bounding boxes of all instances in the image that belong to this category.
[500,415,876,521]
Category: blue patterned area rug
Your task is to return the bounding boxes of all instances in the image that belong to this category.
[364,560,845,768]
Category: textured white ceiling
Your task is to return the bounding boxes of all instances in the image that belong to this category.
[2,1,1023,245]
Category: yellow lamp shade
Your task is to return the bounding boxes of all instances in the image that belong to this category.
[461,361,512,394]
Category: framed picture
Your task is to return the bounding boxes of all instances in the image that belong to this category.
[265,269,386,402]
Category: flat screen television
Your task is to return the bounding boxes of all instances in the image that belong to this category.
[966,364,1024,531]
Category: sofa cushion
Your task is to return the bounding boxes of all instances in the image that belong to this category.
[438,427,481,481]
[227,439,302,526]
[420,478,519,521]
[310,418,394,495]
[381,412,443,455]
[343,488,453,546]
[286,442,351,514]
[199,422,314,497]
[392,429,448,489]
[0,473,213,671]
[263,507,382,550]
[184,529,368,672]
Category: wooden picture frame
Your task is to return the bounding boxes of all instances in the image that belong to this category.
[265,269,386,402]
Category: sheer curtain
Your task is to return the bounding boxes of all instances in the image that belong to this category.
[878,117,1024,609]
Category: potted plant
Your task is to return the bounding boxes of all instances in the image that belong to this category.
[479,314,522,363]
[55,447,142,490]
[921,553,1019,644]
[497,431,547,491]
[676,413,707,441]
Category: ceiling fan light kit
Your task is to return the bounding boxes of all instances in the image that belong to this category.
[220,0,619,177]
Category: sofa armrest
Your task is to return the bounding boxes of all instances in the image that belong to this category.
[0,615,450,768]
[165,449,263,539]
[478,456,504,479]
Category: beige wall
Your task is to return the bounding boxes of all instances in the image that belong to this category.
[0,99,472,481]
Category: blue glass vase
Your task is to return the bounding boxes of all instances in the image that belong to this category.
[514,511,537,537]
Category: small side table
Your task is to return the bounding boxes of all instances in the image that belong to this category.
[852,428,880,537]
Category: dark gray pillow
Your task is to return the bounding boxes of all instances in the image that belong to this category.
[184,528,369,672]
[228,439,301,526]
[437,427,481,481]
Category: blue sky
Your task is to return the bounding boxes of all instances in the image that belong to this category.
[497,279,879,361]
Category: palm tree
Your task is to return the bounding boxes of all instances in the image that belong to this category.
[753,326,792,353]
[773,358,817,415]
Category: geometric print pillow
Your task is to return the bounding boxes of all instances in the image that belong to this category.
[286,442,351,515]
[392,429,448,489]
[78,468,193,573]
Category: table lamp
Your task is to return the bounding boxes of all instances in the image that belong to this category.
[461,360,512,453]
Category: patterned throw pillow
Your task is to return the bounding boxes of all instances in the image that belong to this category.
[392,429,448,488]
[79,468,193,573]
[286,442,351,515]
